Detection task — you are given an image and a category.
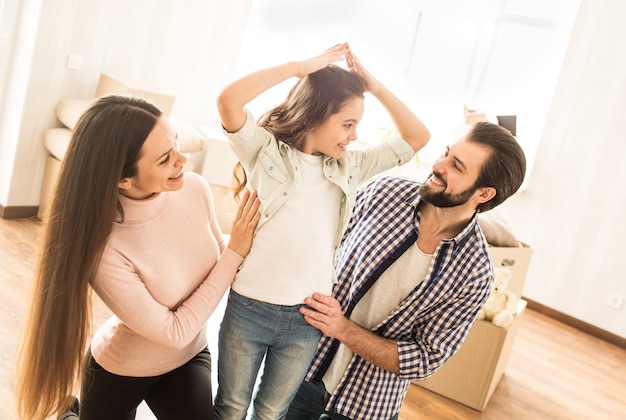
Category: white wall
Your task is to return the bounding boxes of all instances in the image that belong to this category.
[0,0,252,207]
[0,0,41,207]
[500,0,626,337]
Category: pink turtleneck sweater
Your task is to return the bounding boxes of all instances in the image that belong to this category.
[90,172,242,377]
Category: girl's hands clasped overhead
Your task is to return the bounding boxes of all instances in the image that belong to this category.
[298,42,383,94]
[295,43,350,78]
[227,189,260,257]
[345,48,382,94]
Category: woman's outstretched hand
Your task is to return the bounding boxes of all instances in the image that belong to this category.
[227,189,260,257]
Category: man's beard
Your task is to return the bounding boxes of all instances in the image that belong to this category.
[418,172,478,208]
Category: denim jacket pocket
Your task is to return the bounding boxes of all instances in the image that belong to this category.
[248,151,291,206]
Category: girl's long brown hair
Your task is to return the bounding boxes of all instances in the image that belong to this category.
[15,95,161,419]
[232,64,365,198]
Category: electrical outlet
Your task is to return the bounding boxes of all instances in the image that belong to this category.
[607,293,624,310]
[66,53,83,70]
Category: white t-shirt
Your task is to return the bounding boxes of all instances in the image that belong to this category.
[323,244,434,394]
[233,149,342,305]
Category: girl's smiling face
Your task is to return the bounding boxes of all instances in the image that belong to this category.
[302,97,364,159]
[118,116,187,199]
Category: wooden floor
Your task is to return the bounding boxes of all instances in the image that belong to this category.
[2,217,626,419]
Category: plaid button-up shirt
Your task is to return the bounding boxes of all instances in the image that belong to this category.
[305,175,494,419]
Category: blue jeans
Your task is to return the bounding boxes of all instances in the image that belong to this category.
[214,290,322,420]
[286,380,399,420]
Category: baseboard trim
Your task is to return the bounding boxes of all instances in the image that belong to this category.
[0,205,39,219]
[524,297,626,350]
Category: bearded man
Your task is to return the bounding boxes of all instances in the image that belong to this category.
[286,122,526,420]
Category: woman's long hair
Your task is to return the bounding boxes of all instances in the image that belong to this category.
[232,64,365,198]
[15,95,161,419]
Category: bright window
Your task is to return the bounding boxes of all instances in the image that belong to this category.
[236,0,581,177]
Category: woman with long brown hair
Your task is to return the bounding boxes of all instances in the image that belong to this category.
[15,95,259,419]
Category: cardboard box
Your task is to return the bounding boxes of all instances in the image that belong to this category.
[413,243,532,411]
[488,242,533,297]
[95,73,176,116]
[416,299,527,411]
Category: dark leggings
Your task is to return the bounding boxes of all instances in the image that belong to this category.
[79,348,214,420]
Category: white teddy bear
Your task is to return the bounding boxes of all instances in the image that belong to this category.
[477,267,518,329]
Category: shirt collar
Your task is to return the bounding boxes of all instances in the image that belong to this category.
[278,141,290,156]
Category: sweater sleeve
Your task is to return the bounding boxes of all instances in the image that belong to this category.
[93,247,242,350]
[206,180,229,253]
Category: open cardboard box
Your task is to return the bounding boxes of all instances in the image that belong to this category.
[489,241,533,297]
[416,299,527,411]
[414,243,532,411]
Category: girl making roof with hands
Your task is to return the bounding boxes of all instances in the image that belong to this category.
[214,43,430,419]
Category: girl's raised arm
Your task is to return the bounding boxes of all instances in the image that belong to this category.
[217,43,350,132]
[346,48,430,153]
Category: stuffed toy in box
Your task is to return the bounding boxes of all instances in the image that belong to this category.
[477,267,519,329]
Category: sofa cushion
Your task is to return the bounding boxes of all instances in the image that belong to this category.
[43,128,72,160]
[55,98,93,130]
[477,210,519,247]
[169,115,205,153]
[53,98,204,156]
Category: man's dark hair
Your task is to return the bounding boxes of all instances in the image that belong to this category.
[469,122,526,212]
